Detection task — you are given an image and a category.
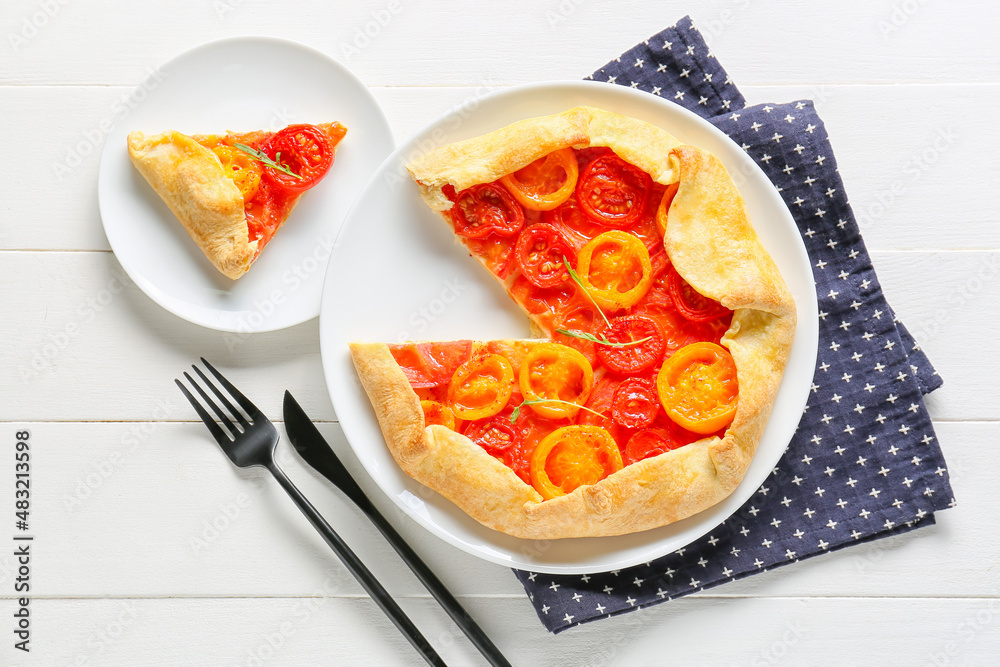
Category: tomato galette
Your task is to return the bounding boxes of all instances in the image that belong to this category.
[128,122,346,279]
[350,107,795,539]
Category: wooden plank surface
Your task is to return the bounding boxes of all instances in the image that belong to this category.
[1,0,997,664]
[0,421,992,599]
[2,1,997,86]
[3,596,1000,666]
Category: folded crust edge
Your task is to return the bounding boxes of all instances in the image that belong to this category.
[350,106,796,539]
[128,130,255,280]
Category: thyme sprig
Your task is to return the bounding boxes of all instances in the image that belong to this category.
[509,398,605,423]
[233,143,303,180]
[562,256,612,329]
[556,328,652,348]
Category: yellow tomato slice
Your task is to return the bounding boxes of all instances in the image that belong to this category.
[656,342,739,434]
[420,400,457,430]
[655,182,679,238]
[212,145,263,202]
[518,342,594,419]
[447,353,514,421]
[500,148,579,211]
[576,230,654,311]
[529,425,623,499]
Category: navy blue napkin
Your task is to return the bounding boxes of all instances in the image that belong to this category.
[514,16,954,633]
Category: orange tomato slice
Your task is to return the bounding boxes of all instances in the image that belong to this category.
[500,148,579,211]
[656,342,738,434]
[420,400,456,430]
[212,145,263,202]
[529,425,623,499]
[654,181,679,238]
[518,343,594,419]
[576,230,653,311]
[447,353,514,421]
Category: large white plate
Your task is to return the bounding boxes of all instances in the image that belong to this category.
[98,37,394,332]
[321,81,819,574]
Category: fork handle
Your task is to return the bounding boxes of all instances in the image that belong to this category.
[265,461,447,667]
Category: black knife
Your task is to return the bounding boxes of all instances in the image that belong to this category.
[282,391,512,667]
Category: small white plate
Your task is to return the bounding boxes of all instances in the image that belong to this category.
[98,37,394,332]
[321,81,819,574]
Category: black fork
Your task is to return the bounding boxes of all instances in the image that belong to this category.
[176,358,446,667]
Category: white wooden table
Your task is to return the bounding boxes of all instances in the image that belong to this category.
[2,2,998,664]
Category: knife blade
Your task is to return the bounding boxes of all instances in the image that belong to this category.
[282,390,511,667]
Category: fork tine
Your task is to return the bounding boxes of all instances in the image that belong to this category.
[192,365,250,430]
[184,371,241,439]
[175,377,231,444]
[200,357,261,420]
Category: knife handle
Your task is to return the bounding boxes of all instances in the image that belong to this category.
[282,391,511,667]
[352,494,512,667]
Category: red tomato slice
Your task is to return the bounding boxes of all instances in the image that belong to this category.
[636,299,732,355]
[624,429,671,465]
[648,249,670,282]
[484,341,530,373]
[576,376,615,422]
[244,178,296,248]
[631,183,668,253]
[552,299,601,365]
[451,182,525,239]
[542,198,605,251]
[464,235,516,277]
[574,146,615,169]
[667,266,731,322]
[554,299,600,332]
[575,375,630,448]
[576,154,652,228]
[638,267,733,350]
[623,429,672,465]
[502,439,533,484]
[463,416,519,456]
[595,314,666,375]
[508,275,575,316]
[611,377,659,429]
[461,391,562,483]
[623,412,705,465]
[389,341,472,388]
[501,400,554,484]
[260,124,335,194]
[514,224,574,288]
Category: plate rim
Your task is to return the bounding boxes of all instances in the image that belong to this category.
[321,79,819,574]
[97,35,394,333]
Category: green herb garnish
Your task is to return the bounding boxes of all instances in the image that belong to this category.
[562,256,612,329]
[509,398,606,424]
[556,328,652,348]
[233,143,303,180]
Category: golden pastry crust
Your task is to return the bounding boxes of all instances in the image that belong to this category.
[128,130,256,280]
[408,106,685,211]
[352,106,796,539]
